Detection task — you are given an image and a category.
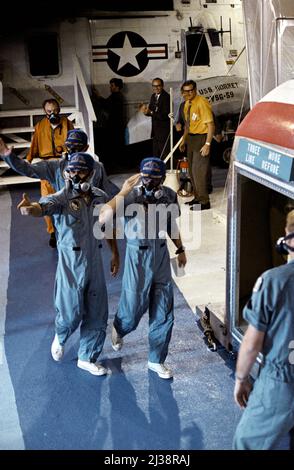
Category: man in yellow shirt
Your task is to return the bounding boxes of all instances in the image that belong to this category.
[179,80,214,210]
[27,99,73,247]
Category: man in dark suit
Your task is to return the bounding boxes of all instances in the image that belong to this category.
[92,78,126,173]
[141,78,170,159]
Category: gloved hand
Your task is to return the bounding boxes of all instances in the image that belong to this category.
[17,193,42,217]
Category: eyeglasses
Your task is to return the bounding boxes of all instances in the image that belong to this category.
[182,89,195,94]
[152,84,162,88]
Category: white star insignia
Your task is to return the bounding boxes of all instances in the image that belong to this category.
[109,33,145,71]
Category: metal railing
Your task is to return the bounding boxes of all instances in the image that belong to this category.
[0,54,97,185]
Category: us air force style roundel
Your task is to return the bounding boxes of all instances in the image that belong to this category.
[69,199,81,212]
[92,31,168,77]
[107,31,148,77]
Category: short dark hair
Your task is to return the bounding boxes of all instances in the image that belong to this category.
[110,78,123,90]
[152,77,164,86]
[42,98,60,112]
[181,80,197,92]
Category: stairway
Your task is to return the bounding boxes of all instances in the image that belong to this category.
[0,106,77,186]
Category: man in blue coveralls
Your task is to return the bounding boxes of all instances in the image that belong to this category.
[99,157,187,379]
[233,209,294,449]
[17,152,119,376]
[0,130,118,247]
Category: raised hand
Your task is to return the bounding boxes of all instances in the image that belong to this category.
[121,173,141,195]
[17,193,42,217]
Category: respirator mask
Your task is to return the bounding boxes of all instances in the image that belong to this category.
[141,176,164,201]
[275,231,294,255]
[69,174,91,193]
[48,113,61,125]
[65,142,84,155]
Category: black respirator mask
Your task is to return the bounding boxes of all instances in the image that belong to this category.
[141,177,164,201]
[275,231,294,255]
[65,143,84,155]
[48,113,61,125]
[69,174,91,193]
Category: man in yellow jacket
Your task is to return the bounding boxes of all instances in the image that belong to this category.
[179,80,214,211]
[27,98,73,247]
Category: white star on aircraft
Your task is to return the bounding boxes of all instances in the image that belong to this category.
[109,33,146,71]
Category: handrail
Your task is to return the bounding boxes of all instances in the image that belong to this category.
[0,127,35,133]
[169,87,174,170]
[164,136,183,164]
[72,54,96,154]
[0,56,95,161]
[72,55,96,122]
[0,107,76,118]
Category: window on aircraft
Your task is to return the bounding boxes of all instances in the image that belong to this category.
[186,33,210,66]
[27,33,60,77]
[207,28,221,47]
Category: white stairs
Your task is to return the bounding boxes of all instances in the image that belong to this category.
[0,106,78,186]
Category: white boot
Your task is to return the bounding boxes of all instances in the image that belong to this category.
[77,359,108,376]
[51,334,64,362]
[148,361,173,379]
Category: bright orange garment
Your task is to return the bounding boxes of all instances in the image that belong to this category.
[40,180,56,233]
[27,116,73,162]
[27,115,74,234]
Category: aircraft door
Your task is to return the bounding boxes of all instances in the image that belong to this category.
[227,81,294,345]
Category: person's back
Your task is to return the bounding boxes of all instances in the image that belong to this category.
[92,78,125,172]
[106,90,124,128]
[244,261,294,382]
[233,209,294,450]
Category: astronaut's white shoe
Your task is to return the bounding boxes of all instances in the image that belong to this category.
[51,334,64,362]
[77,359,108,376]
[111,324,123,351]
[148,361,173,379]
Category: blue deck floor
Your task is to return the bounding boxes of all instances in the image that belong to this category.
[1,184,289,451]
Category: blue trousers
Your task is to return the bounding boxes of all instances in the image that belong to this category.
[114,241,174,363]
[54,246,108,362]
[233,369,294,449]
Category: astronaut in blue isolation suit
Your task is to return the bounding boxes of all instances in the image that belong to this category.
[18,152,119,376]
[99,157,187,379]
[0,130,118,195]
[0,130,118,245]
[233,209,294,449]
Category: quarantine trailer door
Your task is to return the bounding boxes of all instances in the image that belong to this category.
[227,80,294,346]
